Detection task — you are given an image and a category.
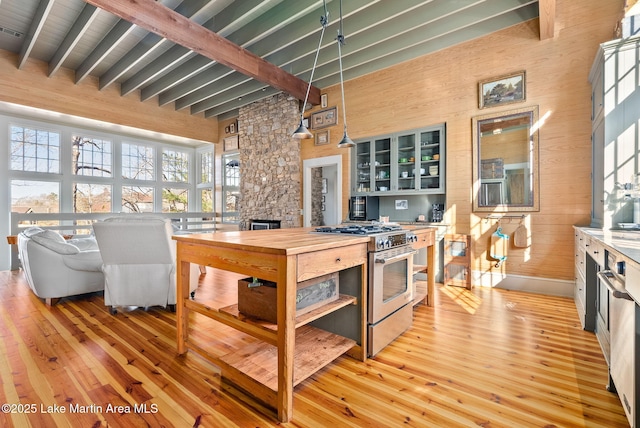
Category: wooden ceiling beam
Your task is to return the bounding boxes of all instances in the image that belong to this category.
[82,0,320,106]
[538,0,556,40]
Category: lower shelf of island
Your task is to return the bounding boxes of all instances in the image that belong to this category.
[184,293,361,409]
[218,324,356,407]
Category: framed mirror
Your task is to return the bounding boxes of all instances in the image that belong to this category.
[472,106,539,212]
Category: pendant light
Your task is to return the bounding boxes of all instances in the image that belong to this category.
[292,2,329,140]
[336,0,354,148]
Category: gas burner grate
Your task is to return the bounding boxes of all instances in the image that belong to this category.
[314,224,404,235]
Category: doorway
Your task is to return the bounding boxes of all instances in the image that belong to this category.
[303,155,342,227]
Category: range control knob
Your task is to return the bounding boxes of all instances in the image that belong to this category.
[407,233,417,243]
[376,238,385,250]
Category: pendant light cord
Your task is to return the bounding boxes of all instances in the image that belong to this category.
[337,0,348,135]
[300,1,328,118]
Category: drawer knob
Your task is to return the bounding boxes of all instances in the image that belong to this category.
[336,257,341,262]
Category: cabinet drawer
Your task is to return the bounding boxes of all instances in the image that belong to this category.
[412,229,435,249]
[584,237,604,266]
[297,244,367,282]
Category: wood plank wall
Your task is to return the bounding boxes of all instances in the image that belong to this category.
[302,0,624,283]
[0,50,217,143]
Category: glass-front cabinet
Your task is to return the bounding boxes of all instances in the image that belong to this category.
[353,124,445,195]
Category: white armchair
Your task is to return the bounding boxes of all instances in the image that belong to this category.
[17,227,104,305]
[92,217,201,314]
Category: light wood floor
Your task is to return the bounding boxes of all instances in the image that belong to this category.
[0,268,628,427]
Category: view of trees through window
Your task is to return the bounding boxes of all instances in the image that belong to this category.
[10,126,60,174]
[10,180,60,214]
[8,121,214,218]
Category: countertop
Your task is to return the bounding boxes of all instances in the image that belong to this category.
[576,226,640,263]
[173,226,371,255]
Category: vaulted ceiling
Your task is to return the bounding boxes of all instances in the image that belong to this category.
[0,0,552,121]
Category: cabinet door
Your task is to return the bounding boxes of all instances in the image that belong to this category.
[373,137,392,193]
[396,132,417,191]
[591,119,604,227]
[418,126,444,193]
[353,140,372,194]
[591,67,603,123]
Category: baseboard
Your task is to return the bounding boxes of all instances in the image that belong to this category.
[471,270,574,298]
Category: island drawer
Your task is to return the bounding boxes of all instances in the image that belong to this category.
[297,243,367,282]
[412,229,435,249]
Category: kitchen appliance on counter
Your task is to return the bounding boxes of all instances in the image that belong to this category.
[349,196,379,221]
[314,223,417,356]
[431,203,444,222]
[597,249,636,427]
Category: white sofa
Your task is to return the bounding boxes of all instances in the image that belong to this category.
[92,217,201,314]
[17,227,104,305]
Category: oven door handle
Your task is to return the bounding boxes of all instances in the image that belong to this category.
[374,250,417,264]
[597,270,633,300]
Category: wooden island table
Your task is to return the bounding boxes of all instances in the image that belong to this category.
[173,227,371,422]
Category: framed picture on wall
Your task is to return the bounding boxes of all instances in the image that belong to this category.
[315,130,330,145]
[223,135,238,151]
[311,107,337,129]
[478,71,525,109]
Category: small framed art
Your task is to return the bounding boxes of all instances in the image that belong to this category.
[315,129,330,145]
[223,135,239,151]
[479,71,525,109]
[311,107,337,129]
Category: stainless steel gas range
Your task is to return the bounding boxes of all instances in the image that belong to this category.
[314,224,417,356]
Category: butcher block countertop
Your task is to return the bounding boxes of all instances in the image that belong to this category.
[173,226,371,255]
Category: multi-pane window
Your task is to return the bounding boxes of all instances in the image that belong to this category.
[222,153,240,223]
[122,186,154,213]
[10,125,60,173]
[7,119,209,222]
[73,183,112,213]
[196,147,214,215]
[224,155,240,187]
[72,135,112,177]
[122,143,154,180]
[162,149,189,183]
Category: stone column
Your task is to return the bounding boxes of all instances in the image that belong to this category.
[237,93,301,229]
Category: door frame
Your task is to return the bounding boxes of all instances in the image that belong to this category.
[303,155,342,227]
